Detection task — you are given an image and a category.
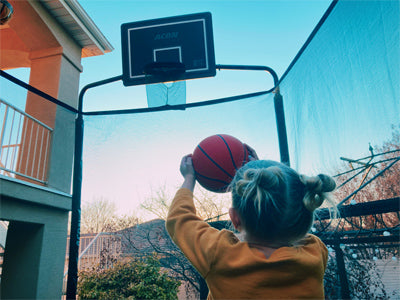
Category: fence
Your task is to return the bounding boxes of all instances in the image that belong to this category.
[62,232,122,295]
[0,98,52,184]
[0,221,7,282]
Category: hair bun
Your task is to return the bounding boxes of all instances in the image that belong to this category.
[234,167,284,198]
[317,174,336,192]
[247,166,283,189]
[300,174,336,212]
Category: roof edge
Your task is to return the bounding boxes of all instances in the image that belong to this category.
[57,0,114,56]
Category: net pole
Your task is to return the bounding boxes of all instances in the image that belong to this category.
[333,241,351,299]
[66,75,122,299]
[274,89,290,166]
[216,65,290,166]
[66,112,83,300]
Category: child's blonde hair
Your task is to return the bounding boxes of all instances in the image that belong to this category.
[230,160,336,245]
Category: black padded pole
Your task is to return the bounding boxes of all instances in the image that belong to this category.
[216,65,290,166]
[273,89,290,166]
[66,75,122,299]
[333,242,351,299]
[66,112,83,299]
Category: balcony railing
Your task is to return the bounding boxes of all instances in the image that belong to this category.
[0,98,52,184]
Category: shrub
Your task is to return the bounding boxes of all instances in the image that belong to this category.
[78,254,181,299]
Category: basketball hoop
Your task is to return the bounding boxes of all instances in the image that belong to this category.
[144,62,186,81]
[121,12,216,86]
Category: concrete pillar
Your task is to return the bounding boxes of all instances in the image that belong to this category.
[47,54,81,193]
[1,221,43,299]
[0,193,70,299]
[16,49,81,192]
[15,52,60,185]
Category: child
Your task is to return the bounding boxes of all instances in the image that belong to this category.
[166,147,336,299]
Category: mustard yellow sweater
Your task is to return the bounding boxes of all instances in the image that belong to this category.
[166,188,328,299]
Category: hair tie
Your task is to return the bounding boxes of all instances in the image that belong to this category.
[317,174,336,192]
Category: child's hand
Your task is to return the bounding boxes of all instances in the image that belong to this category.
[180,154,196,191]
[244,144,259,161]
[180,154,195,178]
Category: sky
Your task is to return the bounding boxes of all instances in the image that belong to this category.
[5,0,336,219]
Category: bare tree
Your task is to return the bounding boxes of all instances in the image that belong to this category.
[140,185,171,220]
[194,188,231,221]
[320,126,400,298]
[332,125,400,229]
[140,184,232,221]
[334,125,399,200]
[81,196,140,234]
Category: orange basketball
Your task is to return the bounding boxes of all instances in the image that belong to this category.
[192,134,250,192]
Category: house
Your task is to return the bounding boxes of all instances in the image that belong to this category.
[0,0,112,298]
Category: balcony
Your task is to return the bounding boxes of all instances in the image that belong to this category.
[0,98,52,185]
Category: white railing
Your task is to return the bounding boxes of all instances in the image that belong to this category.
[62,233,122,295]
[0,221,7,281]
[0,99,52,184]
[0,221,8,249]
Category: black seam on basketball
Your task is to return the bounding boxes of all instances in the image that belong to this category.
[242,143,248,166]
[195,171,230,185]
[197,145,234,179]
[217,134,238,170]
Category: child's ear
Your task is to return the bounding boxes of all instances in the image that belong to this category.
[229,208,242,231]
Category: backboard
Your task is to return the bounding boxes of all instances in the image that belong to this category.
[121,12,216,86]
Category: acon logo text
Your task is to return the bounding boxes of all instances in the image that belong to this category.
[154,32,179,40]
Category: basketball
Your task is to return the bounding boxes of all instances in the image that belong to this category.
[192,134,250,193]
